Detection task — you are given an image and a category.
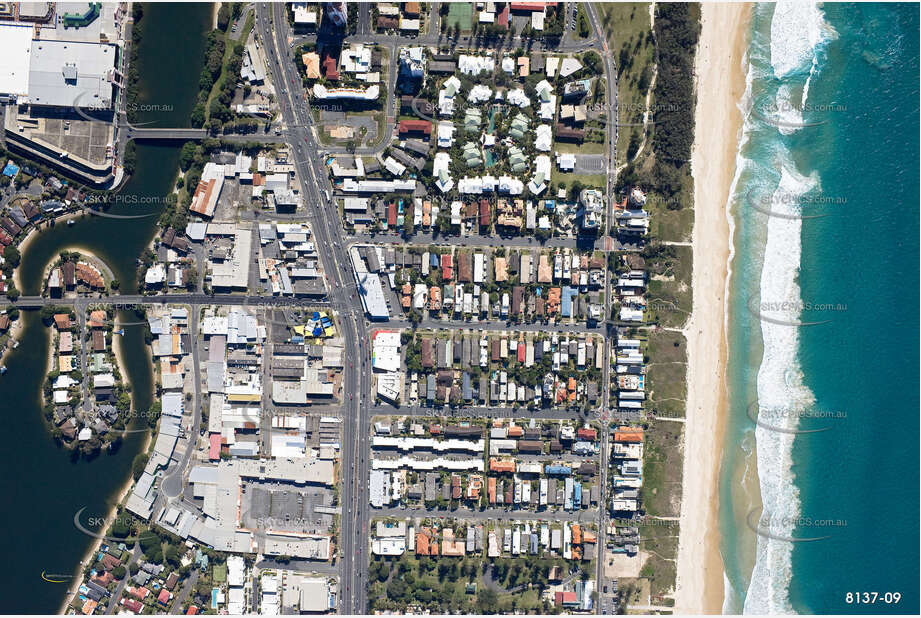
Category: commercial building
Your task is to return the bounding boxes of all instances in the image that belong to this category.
[27,39,117,108]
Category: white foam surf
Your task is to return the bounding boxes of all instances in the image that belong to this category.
[743,161,819,615]
[770,0,837,79]
[735,3,835,613]
[720,52,753,617]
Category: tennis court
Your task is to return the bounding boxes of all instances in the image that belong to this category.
[446,3,473,31]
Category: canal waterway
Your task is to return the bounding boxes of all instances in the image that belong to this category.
[0,3,211,612]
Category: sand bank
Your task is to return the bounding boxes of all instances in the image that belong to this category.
[674,2,752,613]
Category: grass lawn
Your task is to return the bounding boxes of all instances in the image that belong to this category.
[598,3,655,167]
[641,421,684,519]
[650,206,694,243]
[554,141,607,155]
[367,551,565,613]
[639,520,679,599]
[644,329,687,419]
[204,14,253,123]
[446,3,473,32]
[554,171,607,190]
[646,244,692,329]
[643,174,696,242]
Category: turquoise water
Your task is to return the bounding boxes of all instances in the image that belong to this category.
[721,3,919,614]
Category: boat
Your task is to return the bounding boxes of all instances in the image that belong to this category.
[0,366,6,375]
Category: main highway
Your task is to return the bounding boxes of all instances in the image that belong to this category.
[255,3,371,613]
[584,2,621,612]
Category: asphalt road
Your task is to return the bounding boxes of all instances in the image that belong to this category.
[371,506,601,523]
[256,3,371,612]
[370,404,598,421]
[12,294,330,309]
[584,2,621,611]
[159,308,202,500]
[56,5,627,613]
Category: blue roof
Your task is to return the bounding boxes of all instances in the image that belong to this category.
[2,161,20,178]
[561,286,577,317]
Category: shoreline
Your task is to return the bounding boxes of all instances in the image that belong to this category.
[11,210,90,291]
[59,315,155,615]
[27,245,117,300]
[675,2,752,614]
[60,430,152,616]
[0,315,24,368]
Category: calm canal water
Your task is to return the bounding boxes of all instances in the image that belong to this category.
[0,3,211,612]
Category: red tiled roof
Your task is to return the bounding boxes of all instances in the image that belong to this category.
[511,2,557,11]
[614,427,644,443]
[209,433,222,460]
[497,4,510,26]
[322,53,339,80]
[555,590,577,605]
[479,199,490,226]
[441,254,453,281]
[387,202,397,226]
[399,119,432,135]
[123,599,143,613]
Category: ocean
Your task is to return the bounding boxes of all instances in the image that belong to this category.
[719,2,919,615]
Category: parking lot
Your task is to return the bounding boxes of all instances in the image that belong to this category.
[242,480,337,535]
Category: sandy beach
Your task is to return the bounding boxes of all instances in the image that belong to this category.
[22,244,116,299]
[58,315,154,615]
[59,438,150,615]
[10,210,90,291]
[675,3,752,614]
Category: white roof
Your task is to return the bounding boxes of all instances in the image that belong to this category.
[312,83,379,100]
[27,39,117,108]
[507,88,530,108]
[531,11,545,30]
[373,331,402,373]
[535,124,553,151]
[559,57,583,78]
[433,152,453,193]
[437,121,456,148]
[469,84,492,104]
[497,175,524,195]
[0,24,33,97]
[458,54,495,75]
[556,152,576,171]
